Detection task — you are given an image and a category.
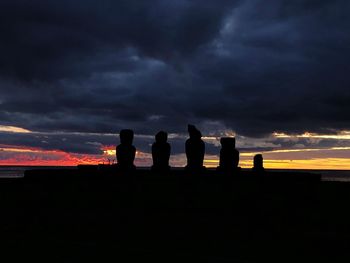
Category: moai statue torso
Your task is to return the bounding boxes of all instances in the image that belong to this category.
[185,125,205,170]
[219,137,239,171]
[152,131,171,171]
[252,154,265,173]
[116,129,136,170]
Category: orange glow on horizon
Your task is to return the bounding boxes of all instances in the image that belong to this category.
[0,142,350,170]
[239,158,350,170]
[239,146,350,157]
[0,145,106,166]
[203,157,350,170]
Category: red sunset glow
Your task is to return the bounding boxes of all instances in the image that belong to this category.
[0,145,107,166]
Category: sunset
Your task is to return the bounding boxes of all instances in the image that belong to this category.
[0,1,350,170]
[1,1,350,261]
[1,123,350,169]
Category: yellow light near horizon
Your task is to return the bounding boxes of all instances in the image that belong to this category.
[239,158,350,170]
[103,149,116,156]
[260,158,350,170]
[273,131,350,140]
[204,159,219,168]
[202,136,219,140]
[240,147,350,158]
[0,147,42,153]
[0,125,31,133]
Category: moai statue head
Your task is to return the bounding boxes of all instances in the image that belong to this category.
[220,137,235,149]
[188,124,202,140]
[155,131,168,144]
[253,154,264,170]
[119,129,134,145]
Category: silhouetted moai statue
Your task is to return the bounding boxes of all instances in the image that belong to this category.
[116,129,136,170]
[152,131,171,171]
[218,137,240,172]
[185,125,205,170]
[252,154,265,173]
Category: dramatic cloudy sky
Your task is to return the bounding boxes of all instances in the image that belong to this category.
[1,0,350,168]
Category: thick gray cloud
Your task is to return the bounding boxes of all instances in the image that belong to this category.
[0,0,350,147]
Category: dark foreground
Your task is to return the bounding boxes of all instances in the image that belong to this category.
[0,168,349,262]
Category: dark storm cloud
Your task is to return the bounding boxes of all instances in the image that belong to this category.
[189,0,350,136]
[0,0,235,80]
[0,130,211,157]
[0,131,111,154]
[0,0,350,149]
[269,137,350,151]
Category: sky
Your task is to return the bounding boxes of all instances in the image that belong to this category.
[0,0,350,169]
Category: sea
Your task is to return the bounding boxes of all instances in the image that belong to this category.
[0,166,349,182]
